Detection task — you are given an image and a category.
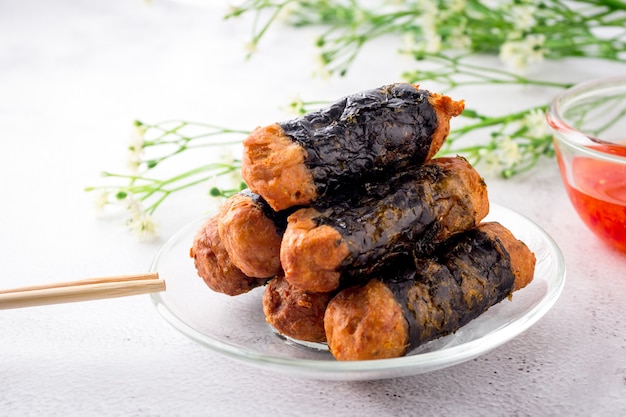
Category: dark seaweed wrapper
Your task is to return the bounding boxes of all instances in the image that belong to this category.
[279,83,438,198]
[311,161,468,278]
[388,228,516,349]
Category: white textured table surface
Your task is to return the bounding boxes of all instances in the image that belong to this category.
[1,1,625,416]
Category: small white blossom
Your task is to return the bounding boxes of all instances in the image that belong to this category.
[497,135,523,167]
[243,41,257,55]
[523,108,549,138]
[525,34,548,62]
[448,0,467,14]
[478,135,524,177]
[423,23,442,53]
[94,191,110,212]
[478,148,502,177]
[353,9,367,25]
[499,41,523,69]
[128,123,146,172]
[288,96,306,115]
[419,1,442,53]
[313,53,332,79]
[127,213,158,241]
[510,5,537,32]
[449,24,472,50]
[499,34,547,70]
[276,1,300,22]
[124,196,158,241]
[419,0,438,15]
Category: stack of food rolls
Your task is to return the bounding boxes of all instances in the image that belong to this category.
[190,83,536,361]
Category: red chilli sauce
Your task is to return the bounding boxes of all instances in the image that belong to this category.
[559,144,626,253]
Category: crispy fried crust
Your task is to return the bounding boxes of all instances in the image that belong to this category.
[431,156,489,241]
[478,222,536,291]
[262,275,334,343]
[241,123,317,211]
[279,208,350,293]
[426,92,465,161]
[217,192,283,278]
[190,216,267,296]
[324,279,408,361]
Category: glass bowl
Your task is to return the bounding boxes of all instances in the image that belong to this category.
[546,76,626,253]
[149,203,565,381]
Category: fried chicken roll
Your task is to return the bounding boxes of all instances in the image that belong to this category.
[217,190,292,278]
[190,216,269,296]
[324,222,536,361]
[280,156,489,293]
[242,83,464,211]
[262,275,335,343]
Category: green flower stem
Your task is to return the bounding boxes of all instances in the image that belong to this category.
[228,0,626,72]
[87,119,248,234]
[139,121,248,148]
[450,107,547,138]
[577,0,626,9]
[95,162,241,214]
[403,54,574,90]
[226,0,298,57]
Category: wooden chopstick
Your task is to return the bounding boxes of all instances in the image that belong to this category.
[0,272,165,310]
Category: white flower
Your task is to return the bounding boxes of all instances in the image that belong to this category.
[499,41,526,69]
[478,135,524,177]
[523,108,548,138]
[313,53,332,79]
[94,191,110,212]
[288,96,306,115]
[525,34,548,62]
[449,0,467,14]
[419,0,439,15]
[449,24,471,50]
[478,148,502,177]
[353,9,367,25]
[499,34,547,70]
[419,1,442,53]
[124,195,158,241]
[276,1,300,23]
[423,23,442,53]
[127,212,158,241]
[510,5,536,32]
[243,41,257,55]
[128,123,146,172]
[497,135,523,167]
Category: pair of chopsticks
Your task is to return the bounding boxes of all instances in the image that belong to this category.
[0,272,165,310]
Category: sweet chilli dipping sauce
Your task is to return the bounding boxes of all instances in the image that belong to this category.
[557,144,626,253]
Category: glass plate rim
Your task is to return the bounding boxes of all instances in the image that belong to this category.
[149,202,566,379]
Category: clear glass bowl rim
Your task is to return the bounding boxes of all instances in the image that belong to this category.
[546,75,626,164]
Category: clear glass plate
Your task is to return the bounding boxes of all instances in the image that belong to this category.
[149,203,566,380]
